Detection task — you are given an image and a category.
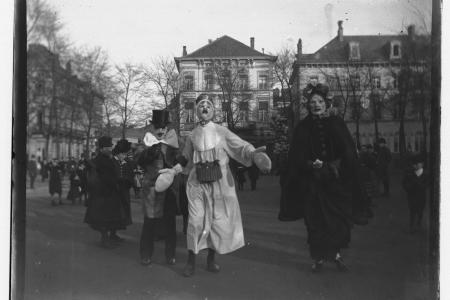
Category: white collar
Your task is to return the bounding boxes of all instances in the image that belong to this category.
[415,168,424,177]
[143,129,179,148]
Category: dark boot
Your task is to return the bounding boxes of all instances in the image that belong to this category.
[183,251,196,277]
[334,253,348,272]
[206,248,220,273]
[311,259,324,273]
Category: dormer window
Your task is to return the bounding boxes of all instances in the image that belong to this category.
[390,41,402,59]
[349,41,360,60]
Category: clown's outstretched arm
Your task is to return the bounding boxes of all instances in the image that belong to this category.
[223,127,271,173]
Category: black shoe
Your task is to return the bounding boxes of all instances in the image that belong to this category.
[110,234,124,243]
[206,261,220,273]
[141,257,152,266]
[183,263,195,277]
[335,257,348,272]
[311,260,323,273]
[166,257,176,265]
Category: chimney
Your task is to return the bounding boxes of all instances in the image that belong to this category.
[250,37,255,49]
[338,20,344,42]
[297,38,302,62]
[407,25,416,39]
[182,46,187,56]
[262,48,265,54]
[208,39,212,44]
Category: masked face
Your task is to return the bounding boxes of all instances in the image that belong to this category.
[196,99,215,122]
[309,94,326,116]
[150,124,168,140]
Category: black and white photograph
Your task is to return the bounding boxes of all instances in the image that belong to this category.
[7,0,446,298]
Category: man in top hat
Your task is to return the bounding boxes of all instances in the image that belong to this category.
[84,136,129,249]
[137,110,183,266]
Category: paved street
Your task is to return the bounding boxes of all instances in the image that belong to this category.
[23,171,434,300]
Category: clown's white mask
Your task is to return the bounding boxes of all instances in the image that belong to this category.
[149,124,168,140]
[196,99,215,122]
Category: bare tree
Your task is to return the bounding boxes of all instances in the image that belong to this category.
[113,63,150,138]
[206,61,249,131]
[143,56,180,129]
[271,47,296,127]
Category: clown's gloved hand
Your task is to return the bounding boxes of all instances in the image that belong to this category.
[252,146,272,174]
[155,164,183,192]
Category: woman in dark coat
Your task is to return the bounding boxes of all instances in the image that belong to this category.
[84,136,129,249]
[48,159,62,206]
[279,83,368,272]
[112,139,135,241]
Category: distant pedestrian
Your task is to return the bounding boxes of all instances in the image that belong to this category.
[67,169,82,205]
[48,159,62,206]
[359,144,378,200]
[236,164,247,190]
[40,159,49,182]
[402,154,427,233]
[84,136,130,249]
[27,155,38,189]
[376,138,392,197]
[247,164,260,191]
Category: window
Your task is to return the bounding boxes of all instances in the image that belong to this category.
[184,75,194,91]
[349,42,360,60]
[239,101,249,122]
[184,101,195,123]
[205,74,214,90]
[390,41,402,59]
[258,101,269,122]
[238,74,248,90]
[328,76,339,90]
[258,74,268,89]
[393,45,400,57]
[350,75,360,90]
[373,76,381,89]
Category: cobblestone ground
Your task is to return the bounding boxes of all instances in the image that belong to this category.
[22,171,435,300]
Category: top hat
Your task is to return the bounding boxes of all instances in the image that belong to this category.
[113,139,131,154]
[98,136,113,148]
[151,110,171,128]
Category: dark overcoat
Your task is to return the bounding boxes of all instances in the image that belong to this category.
[279,115,368,223]
[84,153,129,231]
[137,143,181,218]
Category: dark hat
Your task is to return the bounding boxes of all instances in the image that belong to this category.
[98,136,113,148]
[303,83,329,100]
[151,110,171,128]
[113,139,131,154]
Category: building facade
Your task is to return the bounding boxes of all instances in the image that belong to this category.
[27,44,104,160]
[290,22,430,153]
[174,36,277,143]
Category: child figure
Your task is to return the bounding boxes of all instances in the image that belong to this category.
[402,154,427,233]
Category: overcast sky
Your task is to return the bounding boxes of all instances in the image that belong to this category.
[47,0,431,64]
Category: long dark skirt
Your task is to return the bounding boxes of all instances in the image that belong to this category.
[118,182,133,226]
[84,190,129,232]
[304,179,353,261]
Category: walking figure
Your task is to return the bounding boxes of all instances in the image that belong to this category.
[402,154,427,233]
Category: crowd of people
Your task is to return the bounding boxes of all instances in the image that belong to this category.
[26,86,428,276]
